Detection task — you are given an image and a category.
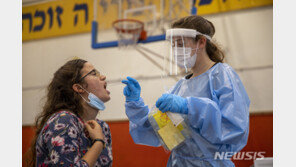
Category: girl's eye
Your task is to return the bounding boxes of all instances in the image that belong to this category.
[91,70,100,77]
[91,71,97,76]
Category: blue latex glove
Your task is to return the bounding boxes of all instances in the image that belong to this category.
[122,76,141,101]
[156,93,188,114]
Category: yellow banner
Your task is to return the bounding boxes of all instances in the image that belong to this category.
[22,0,272,42]
[22,0,95,41]
[196,0,273,15]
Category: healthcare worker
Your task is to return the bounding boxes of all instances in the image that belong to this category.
[122,15,250,167]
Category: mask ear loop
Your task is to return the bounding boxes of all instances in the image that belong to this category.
[194,32,212,55]
[77,85,90,103]
[192,37,199,55]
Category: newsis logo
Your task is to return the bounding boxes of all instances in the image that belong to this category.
[214,151,266,160]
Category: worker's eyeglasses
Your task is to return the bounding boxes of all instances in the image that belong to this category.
[78,69,100,82]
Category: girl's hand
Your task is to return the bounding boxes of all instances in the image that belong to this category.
[84,120,104,140]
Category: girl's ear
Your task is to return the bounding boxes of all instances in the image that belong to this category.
[72,84,84,93]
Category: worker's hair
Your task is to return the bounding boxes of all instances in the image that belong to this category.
[171,15,225,63]
[26,59,87,166]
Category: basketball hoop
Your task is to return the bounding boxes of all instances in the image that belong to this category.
[112,19,147,48]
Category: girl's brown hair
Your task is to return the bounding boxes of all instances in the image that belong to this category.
[172,15,225,62]
[27,59,87,166]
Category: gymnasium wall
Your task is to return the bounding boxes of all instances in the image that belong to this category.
[23,6,273,124]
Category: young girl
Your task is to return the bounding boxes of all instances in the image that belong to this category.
[122,15,250,166]
[29,59,113,167]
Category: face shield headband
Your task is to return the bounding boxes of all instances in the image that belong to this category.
[165,28,212,41]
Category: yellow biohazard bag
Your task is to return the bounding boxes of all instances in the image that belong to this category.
[148,105,191,151]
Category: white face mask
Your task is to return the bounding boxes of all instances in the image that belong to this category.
[173,47,198,68]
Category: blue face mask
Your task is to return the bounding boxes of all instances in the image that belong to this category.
[79,87,105,111]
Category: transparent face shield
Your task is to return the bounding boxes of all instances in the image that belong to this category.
[163,28,196,79]
[163,28,212,77]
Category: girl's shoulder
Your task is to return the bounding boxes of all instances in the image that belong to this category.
[47,110,82,123]
[42,110,84,134]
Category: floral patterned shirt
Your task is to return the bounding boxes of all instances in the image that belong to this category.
[36,110,113,167]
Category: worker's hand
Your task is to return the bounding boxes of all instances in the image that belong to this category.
[156,93,188,114]
[85,120,104,140]
[122,76,141,102]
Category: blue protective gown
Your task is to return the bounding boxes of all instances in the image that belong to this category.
[125,63,250,167]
